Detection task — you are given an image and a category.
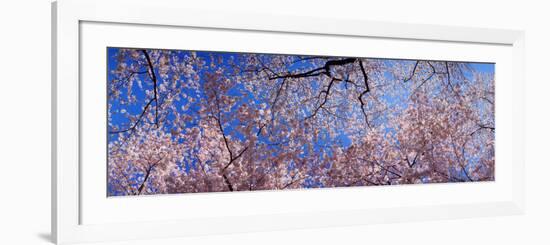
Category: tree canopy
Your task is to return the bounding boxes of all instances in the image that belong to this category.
[107,48,495,196]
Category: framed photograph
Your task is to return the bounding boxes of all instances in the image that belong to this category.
[52,0,525,244]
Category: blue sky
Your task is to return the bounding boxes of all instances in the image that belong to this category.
[107,46,494,156]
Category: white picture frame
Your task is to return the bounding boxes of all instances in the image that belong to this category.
[52,0,525,244]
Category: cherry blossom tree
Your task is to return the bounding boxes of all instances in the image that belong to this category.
[107,48,494,196]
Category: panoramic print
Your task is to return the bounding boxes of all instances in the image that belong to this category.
[107,47,495,196]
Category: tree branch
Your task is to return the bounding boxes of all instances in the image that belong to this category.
[211,99,249,191]
[268,58,356,80]
[141,50,159,128]
[357,60,372,128]
[405,152,419,168]
[445,61,461,97]
[108,70,148,97]
[404,61,419,82]
[136,157,163,195]
[470,124,495,136]
[109,50,160,134]
[304,78,337,120]
[109,98,155,134]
